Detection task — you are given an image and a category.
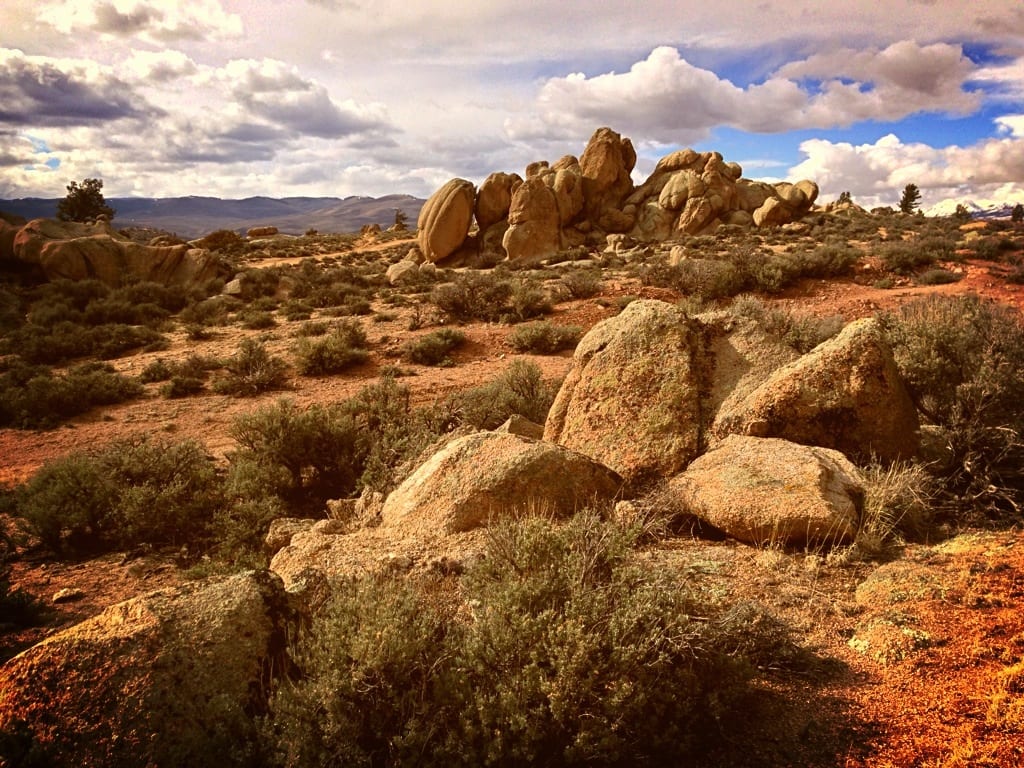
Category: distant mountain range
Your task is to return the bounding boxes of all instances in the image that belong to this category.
[922,199,1021,220]
[0,194,426,239]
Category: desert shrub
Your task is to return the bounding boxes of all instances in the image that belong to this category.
[915,268,961,285]
[279,300,314,321]
[110,281,189,313]
[452,360,556,429]
[293,320,329,337]
[878,235,954,275]
[796,242,860,278]
[559,268,603,298]
[881,295,1024,520]
[179,296,235,327]
[213,339,288,396]
[506,280,552,322]
[0,359,142,429]
[15,437,222,557]
[645,257,746,299]
[230,399,367,512]
[295,320,368,375]
[238,268,281,301]
[429,272,521,322]
[402,328,465,366]
[973,236,1018,261]
[508,321,581,354]
[0,529,46,631]
[236,309,277,330]
[195,229,246,253]
[83,297,170,327]
[264,511,782,767]
[160,375,205,398]
[2,320,164,364]
[141,355,218,396]
[139,358,174,383]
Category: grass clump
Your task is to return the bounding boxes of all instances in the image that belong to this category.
[856,461,937,557]
[294,319,369,375]
[402,328,465,366]
[452,360,557,429]
[729,295,845,353]
[263,510,788,767]
[508,321,581,354]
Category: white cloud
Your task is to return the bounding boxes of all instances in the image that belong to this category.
[789,125,1024,208]
[37,0,243,43]
[123,50,198,82]
[510,43,981,146]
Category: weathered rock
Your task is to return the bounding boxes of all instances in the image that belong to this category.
[0,571,292,767]
[579,127,636,227]
[544,299,706,482]
[475,171,522,230]
[51,587,85,604]
[417,178,476,263]
[669,435,864,547]
[503,176,561,261]
[0,212,26,261]
[265,517,316,556]
[380,431,623,535]
[247,225,278,238]
[659,170,705,211]
[713,317,920,461]
[494,414,545,440]
[12,218,222,288]
[386,259,421,285]
[676,196,717,235]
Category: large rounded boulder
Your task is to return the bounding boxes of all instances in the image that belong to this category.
[0,571,293,768]
[417,178,476,263]
[380,431,623,535]
[713,317,920,462]
[544,299,706,482]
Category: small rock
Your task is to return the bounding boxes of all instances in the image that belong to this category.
[52,587,86,604]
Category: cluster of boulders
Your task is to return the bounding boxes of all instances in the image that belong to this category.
[0,297,927,761]
[0,214,222,288]
[414,127,819,266]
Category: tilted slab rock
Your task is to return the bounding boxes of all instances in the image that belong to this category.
[0,571,292,768]
[669,435,864,547]
[544,299,706,482]
[380,431,623,535]
[713,317,920,462]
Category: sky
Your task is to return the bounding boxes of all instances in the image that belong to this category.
[2,0,1024,211]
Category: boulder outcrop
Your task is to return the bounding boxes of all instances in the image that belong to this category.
[713,317,920,462]
[669,435,864,547]
[10,218,221,288]
[0,571,292,768]
[418,126,820,265]
[380,431,623,535]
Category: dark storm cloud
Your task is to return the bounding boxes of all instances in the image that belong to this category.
[0,50,162,127]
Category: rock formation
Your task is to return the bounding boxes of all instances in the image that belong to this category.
[419,126,819,265]
[7,218,222,288]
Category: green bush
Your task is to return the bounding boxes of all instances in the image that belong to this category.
[295,320,369,375]
[881,295,1024,520]
[452,360,556,429]
[230,399,367,512]
[213,339,288,396]
[180,297,234,327]
[0,359,142,429]
[236,309,277,330]
[915,268,961,286]
[2,321,164,364]
[729,296,844,353]
[429,272,550,323]
[264,511,784,767]
[878,236,954,275]
[508,321,581,354]
[15,437,222,557]
[560,269,603,299]
[402,328,465,366]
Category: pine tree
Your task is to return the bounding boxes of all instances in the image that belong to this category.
[1012,203,1024,223]
[56,178,116,223]
[898,184,922,214]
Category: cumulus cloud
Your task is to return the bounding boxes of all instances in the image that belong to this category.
[124,50,198,83]
[0,48,161,127]
[37,0,243,42]
[789,124,1024,207]
[509,42,981,145]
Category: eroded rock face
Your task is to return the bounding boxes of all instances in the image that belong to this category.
[502,176,562,262]
[417,178,476,263]
[475,171,522,230]
[0,571,292,768]
[544,299,706,482]
[669,435,864,547]
[11,218,221,287]
[713,317,920,462]
[380,431,623,535]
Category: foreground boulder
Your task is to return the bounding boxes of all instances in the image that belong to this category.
[10,218,221,288]
[669,435,864,547]
[713,317,920,461]
[0,571,292,768]
[380,431,623,535]
[544,299,707,482]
